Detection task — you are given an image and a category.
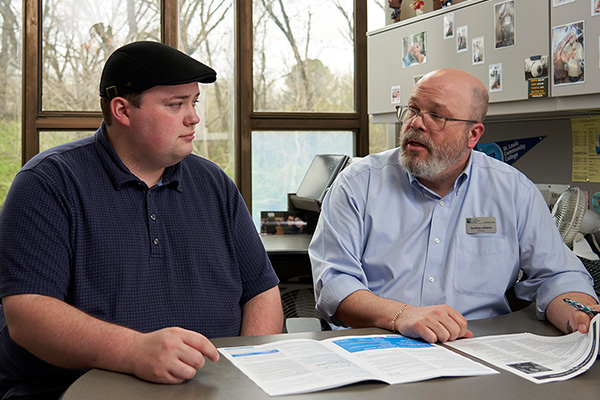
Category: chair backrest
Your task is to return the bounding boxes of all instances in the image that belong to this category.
[285,317,322,333]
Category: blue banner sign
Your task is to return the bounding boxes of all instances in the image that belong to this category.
[475,136,545,165]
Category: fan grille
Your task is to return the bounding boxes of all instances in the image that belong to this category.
[280,284,319,320]
[552,187,587,244]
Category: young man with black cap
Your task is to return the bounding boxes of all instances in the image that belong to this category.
[0,41,283,399]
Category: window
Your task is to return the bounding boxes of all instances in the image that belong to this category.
[367,0,391,155]
[41,0,161,112]
[39,131,92,152]
[0,0,21,206]
[251,130,353,227]
[179,0,235,176]
[244,1,372,225]
[18,0,375,221]
[253,1,354,113]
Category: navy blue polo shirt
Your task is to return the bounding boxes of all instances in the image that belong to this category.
[0,123,279,398]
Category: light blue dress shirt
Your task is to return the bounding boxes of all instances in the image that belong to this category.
[309,148,597,325]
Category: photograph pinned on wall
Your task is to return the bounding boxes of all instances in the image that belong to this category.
[495,0,515,49]
[553,0,576,7]
[391,86,401,104]
[472,37,484,65]
[593,0,600,16]
[524,55,548,80]
[456,25,468,53]
[489,63,503,92]
[413,74,425,86]
[552,21,585,85]
[402,31,427,68]
[443,13,454,39]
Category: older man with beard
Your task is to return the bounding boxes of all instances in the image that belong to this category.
[309,68,598,343]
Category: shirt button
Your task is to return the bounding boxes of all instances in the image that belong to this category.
[439,200,445,206]
[434,237,440,244]
[153,238,159,245]
[428,276,435,283]
[150,213,156,221]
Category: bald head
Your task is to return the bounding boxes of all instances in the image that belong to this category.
[414,68,489,122]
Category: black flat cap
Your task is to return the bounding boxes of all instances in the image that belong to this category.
[99,41,217,98]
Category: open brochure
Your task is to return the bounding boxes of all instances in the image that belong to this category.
[446,314,599,384]
[218,334,498,396]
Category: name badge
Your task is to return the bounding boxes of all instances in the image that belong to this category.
[466,217,497,234]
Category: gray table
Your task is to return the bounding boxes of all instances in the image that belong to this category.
[63,305,600,399]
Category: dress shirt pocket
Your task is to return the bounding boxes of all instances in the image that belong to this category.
[453,235,515,297]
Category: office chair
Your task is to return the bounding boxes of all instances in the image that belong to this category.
[280,284,328,333]
[285,317,322,333]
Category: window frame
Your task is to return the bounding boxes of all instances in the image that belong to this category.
[22,0,369,209]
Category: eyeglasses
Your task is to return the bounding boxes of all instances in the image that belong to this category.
[395,105,479,132]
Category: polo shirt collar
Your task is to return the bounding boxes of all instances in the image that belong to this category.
[93,121,182,191]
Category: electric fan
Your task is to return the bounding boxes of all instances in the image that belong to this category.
[552,187,600,245]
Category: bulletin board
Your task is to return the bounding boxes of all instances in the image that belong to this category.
[550,0,600,98]
[367,0,550,117]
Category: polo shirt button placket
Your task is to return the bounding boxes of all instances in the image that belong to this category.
[150,213,159,246]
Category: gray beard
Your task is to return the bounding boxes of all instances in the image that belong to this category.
[398,129,469,179]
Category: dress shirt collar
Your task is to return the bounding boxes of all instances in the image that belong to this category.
[407,150,474,200]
